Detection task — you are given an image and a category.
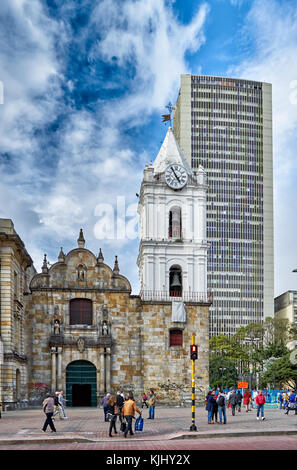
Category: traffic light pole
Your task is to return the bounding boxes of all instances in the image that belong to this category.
[190,333,197,431]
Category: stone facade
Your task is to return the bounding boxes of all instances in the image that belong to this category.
[0,219,35,409]
[0,128,210,409]
[0,223,210,408]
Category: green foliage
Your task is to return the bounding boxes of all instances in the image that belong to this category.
[260,353,297,390]
[209,356,238,389]
[209,318,295,390]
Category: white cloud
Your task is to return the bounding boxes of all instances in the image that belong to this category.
[0,0,210,293]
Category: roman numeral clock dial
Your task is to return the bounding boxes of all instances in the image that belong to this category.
[165,164,188,190]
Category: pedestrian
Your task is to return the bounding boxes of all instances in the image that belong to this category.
[147,389,156,419]
[101,393,111,422]
[226,390,232,409]
[252,388,258,409]
[243,389,251,412]
[141,392,149,408]
[42,393,56,433]
[58,390,67,419]
[229,390,238,416]
[116,391,125,422]
[285,390,297,415]
[106,394,118,437]
[53,391,63,420]
[255,390,266,420]
[236,390,243,412]
[284,391,290,411]
[278,392,284,410]
[122,394,142,438]
[205,391,215,424]
[211,390,218,423]
[216,389,227,424]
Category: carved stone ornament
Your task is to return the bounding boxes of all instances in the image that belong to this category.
[77,337,85,353]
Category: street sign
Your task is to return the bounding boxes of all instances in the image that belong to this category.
[237,381,249,389]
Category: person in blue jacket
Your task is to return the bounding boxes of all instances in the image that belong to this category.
[285,391,297,415]
[206,390,216,424]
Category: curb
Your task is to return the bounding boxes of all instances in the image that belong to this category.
[1,429,297,445]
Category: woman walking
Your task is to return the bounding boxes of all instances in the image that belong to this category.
[106,394,118,437]
[243,389,251,412]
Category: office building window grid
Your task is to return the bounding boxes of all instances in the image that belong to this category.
[190,76,264,336]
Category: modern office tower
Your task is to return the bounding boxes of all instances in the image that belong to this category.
[173,74,274,337]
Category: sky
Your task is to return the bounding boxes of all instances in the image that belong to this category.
[0,0,297,298]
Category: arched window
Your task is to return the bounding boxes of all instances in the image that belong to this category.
[169,329,183,347]
[70,299,92,325]
[169,265,182,297]
[169,207,182,239]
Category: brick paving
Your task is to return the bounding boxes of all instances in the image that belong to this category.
[0,405,296,450]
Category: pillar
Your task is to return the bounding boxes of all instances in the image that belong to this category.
[51,347,57,392]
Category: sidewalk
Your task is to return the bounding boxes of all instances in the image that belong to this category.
[0,405,296,446]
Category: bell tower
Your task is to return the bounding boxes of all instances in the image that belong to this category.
[137,127,208,302]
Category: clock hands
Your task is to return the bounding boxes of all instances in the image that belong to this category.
[170,166,181,183]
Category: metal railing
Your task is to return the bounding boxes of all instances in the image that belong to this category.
[139,290,212,303]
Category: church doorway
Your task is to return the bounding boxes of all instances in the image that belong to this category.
[66,360,97,407]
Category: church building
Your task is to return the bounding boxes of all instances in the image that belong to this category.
[0,128,211,409]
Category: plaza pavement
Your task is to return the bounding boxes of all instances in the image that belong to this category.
[0,404,296,447]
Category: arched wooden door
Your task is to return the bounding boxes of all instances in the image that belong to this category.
[66,360,97,407]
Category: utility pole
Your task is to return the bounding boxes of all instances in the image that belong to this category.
[190,333,198,431]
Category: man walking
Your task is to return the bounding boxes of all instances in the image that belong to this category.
[255,390,266,421]
[122,394,142,438]
[58,390,67,419]
[53,391,63,420]
[42,393,57,433]
[236,390,243,412]
[229,390,238,416]
[216,390,227,424]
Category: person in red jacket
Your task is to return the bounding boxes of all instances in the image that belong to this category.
[255,390,266,421]
[243,389,251,412]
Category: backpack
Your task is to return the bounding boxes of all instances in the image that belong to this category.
[54,396,59,406]
[257,394,265,405]
[217,395,225,407]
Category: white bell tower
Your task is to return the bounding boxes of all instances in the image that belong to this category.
[137,127,208,302]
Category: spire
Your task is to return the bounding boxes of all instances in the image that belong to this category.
[152,127,193,175]
[113,255,120,275]
[97,248,104,263]
[42,254,48,274]
[77,228,85,248]
[58,247,65,262]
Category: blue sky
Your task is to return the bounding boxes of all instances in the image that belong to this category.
[1,0,297,299]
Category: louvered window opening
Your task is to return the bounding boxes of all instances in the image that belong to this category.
[70,299,92,325]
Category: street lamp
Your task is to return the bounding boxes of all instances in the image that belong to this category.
[245,336,261,391]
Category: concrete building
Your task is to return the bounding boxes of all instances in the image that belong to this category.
[274,291,297,350]
[0,219,35,409]
[0,129,211,409]
[173,74,274,337]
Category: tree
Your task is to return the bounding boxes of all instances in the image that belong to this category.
[260,353,297,390]
[209,356,238,389]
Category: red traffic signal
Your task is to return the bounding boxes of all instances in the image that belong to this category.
[190,344,198,360]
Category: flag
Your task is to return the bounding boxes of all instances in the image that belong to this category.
[162,114,171,122]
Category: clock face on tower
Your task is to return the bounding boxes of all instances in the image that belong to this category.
[165,164,188,190]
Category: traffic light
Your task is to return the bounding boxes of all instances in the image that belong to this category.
[190,344,198,361]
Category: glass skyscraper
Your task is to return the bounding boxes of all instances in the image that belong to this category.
[173,74,274,337]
